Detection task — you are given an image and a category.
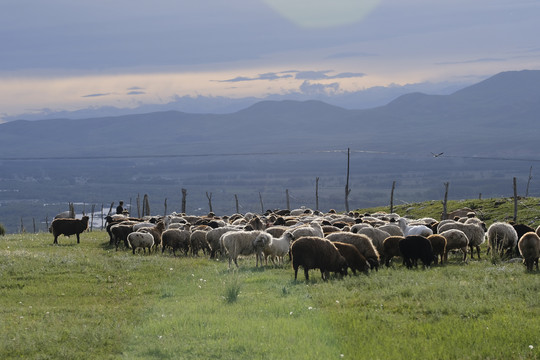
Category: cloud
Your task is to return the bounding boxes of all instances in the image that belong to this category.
[127,91,146,95]
[81,93,111,98]
[127,86,145,90]
[217,72,293,82]
[295,70,365,80]
[299,80,340,95]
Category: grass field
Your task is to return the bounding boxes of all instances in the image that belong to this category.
[0,227,539,359]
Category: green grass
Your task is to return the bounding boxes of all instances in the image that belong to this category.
[1,227,539,359]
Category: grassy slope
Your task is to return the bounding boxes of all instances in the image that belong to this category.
[1,198,539,359]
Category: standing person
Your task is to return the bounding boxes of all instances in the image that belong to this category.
[116,201,124,215]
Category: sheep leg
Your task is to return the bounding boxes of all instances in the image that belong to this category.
[53,236,58,245]
[475,245,481,259]
[293,265,299,281]
[304,268,309,281]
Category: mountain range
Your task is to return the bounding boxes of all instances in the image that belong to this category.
[1,69,539,160]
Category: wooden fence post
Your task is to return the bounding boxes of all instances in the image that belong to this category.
[206,192,213,213]
[181,188,187,214]
[286,189,290,210]
[315,177,320,211]
[390,180,396,214]
[235,194,239,214]
[513,177,518,222]
[345,148,351,212]
[442,182,449,220]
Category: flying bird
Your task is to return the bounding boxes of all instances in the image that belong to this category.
[431,152,444,157]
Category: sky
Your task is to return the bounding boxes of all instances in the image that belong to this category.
[1,0,539,121]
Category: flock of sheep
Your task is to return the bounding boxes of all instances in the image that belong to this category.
[49,206,540,280]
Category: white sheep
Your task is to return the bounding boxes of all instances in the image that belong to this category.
[132,221,156,231]
[127,231,154,254]
[439,229,469,262]
[518,232,540,271]
[287,221,324,239]
[353,226,390,256]
[438,221,486,259]
[263,232,295,266]
[397,218,433,237]
[221,230,272,268]
[486,222,518,258]
[377,224,404,237]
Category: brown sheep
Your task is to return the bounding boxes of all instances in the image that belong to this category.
[326,232,380,271]
[161,228,191,256]
[50,216,89,244]
[291,236,348,281]
[333,241,370,275]
[381,236,405,267]
[518,232,540,271]
[427,234,447,264]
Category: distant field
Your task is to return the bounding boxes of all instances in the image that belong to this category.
[1,229,538,359]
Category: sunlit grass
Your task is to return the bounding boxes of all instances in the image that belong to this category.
[0,231,539,359]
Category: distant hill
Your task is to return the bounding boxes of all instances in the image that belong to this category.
[1,70,539,160]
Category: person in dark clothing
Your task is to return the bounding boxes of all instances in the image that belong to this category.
[116,201,124,215]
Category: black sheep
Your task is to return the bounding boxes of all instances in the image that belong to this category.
[50,216,89,244]
[290,236,348,281]
[398,235,435,269]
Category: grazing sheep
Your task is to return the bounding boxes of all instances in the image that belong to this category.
[287,221,324,239]
[381,236,405,267]
[161,228,191,256]
[290,236,348,281]
[132,222,156,231]
[398,235,435,269]
[427,234,447,265]
[190,230,211,256]
[511,223,535,256]
[377,224,404,237]
[326,232,380,271]
[486,222,518,258]
[353,227,390,255]
[127,231,154,254]
[106,219,138,245]
[137,221,166,252]
[322,225,342,236]
[333,241,370,275]
[438,221,485,259]
[350,223,372,233]
[265,225,289,238]
[221,230,272,268]
[206,226,239,258]
[439,229,469,262]
[110,223,135,250]
[517,232,540,271]
[263,232,295,266]
[50,216,89,245]
[397,218,433,238]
